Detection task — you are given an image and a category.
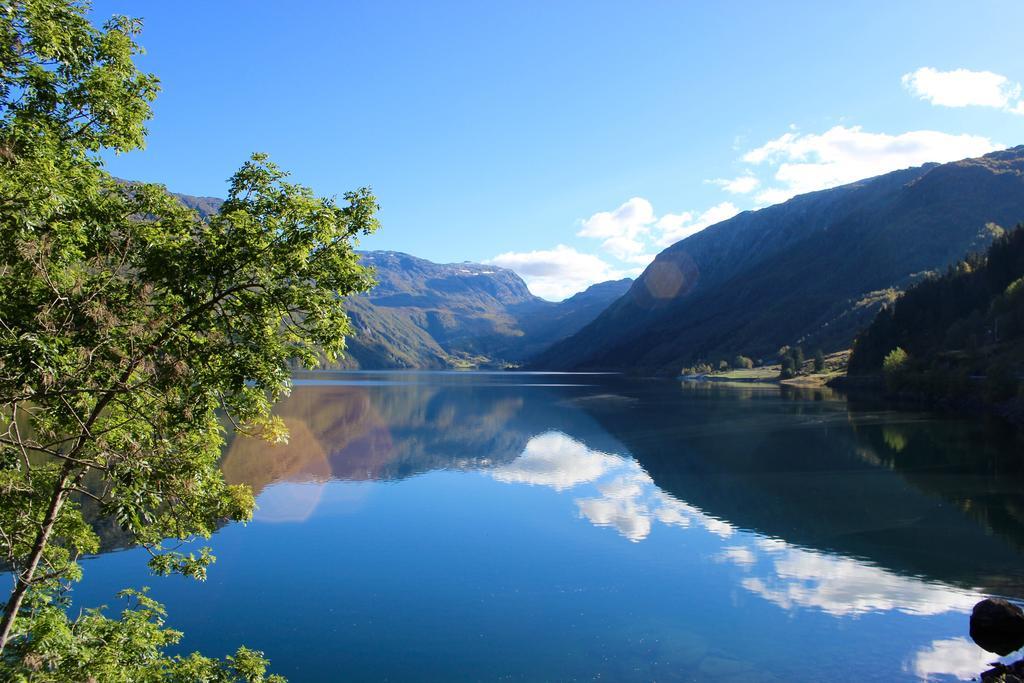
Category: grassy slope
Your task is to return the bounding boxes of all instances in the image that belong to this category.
[684,350,850,386]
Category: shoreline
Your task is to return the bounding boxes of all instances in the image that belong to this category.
[680,371,1024,430]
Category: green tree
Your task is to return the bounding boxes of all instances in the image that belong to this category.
[3,589,286,682]
[813,349,826,373]
[790,345,805,372]
[881,347,910,390]
[882,347,909,374]
[0,1,377,676]
[733,355,754,369]
[779,355,796,380]
[984,360,1019,402]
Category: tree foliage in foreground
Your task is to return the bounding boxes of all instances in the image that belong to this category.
[0,0,377,677]
[4,589,285,682]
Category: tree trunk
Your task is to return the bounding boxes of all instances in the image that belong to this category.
[0,467,72,653]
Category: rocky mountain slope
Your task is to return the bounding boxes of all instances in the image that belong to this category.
[533,147,1024,374]
[340,251,631,368]
[167,189,631,369]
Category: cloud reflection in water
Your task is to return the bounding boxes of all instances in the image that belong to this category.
[908,637,1011,681]
[497,431,982,618]
[491,431,619,491]
[735,549,977,617]
[492,430,1003,680]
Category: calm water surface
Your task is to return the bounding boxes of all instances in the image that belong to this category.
[73,372,1024,682]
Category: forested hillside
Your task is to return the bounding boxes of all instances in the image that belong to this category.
[848,225,1024,405]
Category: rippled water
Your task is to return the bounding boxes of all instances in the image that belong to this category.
[72,372,1024,681]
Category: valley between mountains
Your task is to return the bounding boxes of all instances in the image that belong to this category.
[174,146,1024,374]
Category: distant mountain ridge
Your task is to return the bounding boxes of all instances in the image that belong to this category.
[164,190,632,368]
[341,251,631,368]
[533,146,1024,374]
[174,192,223,218]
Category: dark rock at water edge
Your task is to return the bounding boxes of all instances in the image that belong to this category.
[982,659,1024,683]
[972,598,1024,656]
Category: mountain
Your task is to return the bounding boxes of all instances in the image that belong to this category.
[175,192,223,218]
[166,189,632,369]
[533,146,1024,374]
[340,251,632,368]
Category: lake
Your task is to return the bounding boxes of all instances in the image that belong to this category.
[72,372,1024,681]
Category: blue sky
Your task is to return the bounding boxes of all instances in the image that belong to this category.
[92,1,1024,299]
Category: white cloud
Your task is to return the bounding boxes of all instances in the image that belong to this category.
[577,197,656,262]
[491,432,699,542]
[486,245,631,301]
[909,637,1010,681]
[491,431,619,491]
[491,196,738,299]
[576,496,652,542]
[577,197,741,260]
[655,202,741,247]
[597,474,649,500]
[491,429,990,628]
[719,546,756,566]
[743,125,1000,205]
[575,470,673,542]
[701,516,737,539]
[497,114,1002,300]
[902,67,1023,113]
[653,504,691,527]
[712,175,760,194]
[733,543,979,617]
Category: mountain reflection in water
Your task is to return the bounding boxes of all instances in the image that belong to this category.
[182,372,1024,681]
[222,374,1024,596]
